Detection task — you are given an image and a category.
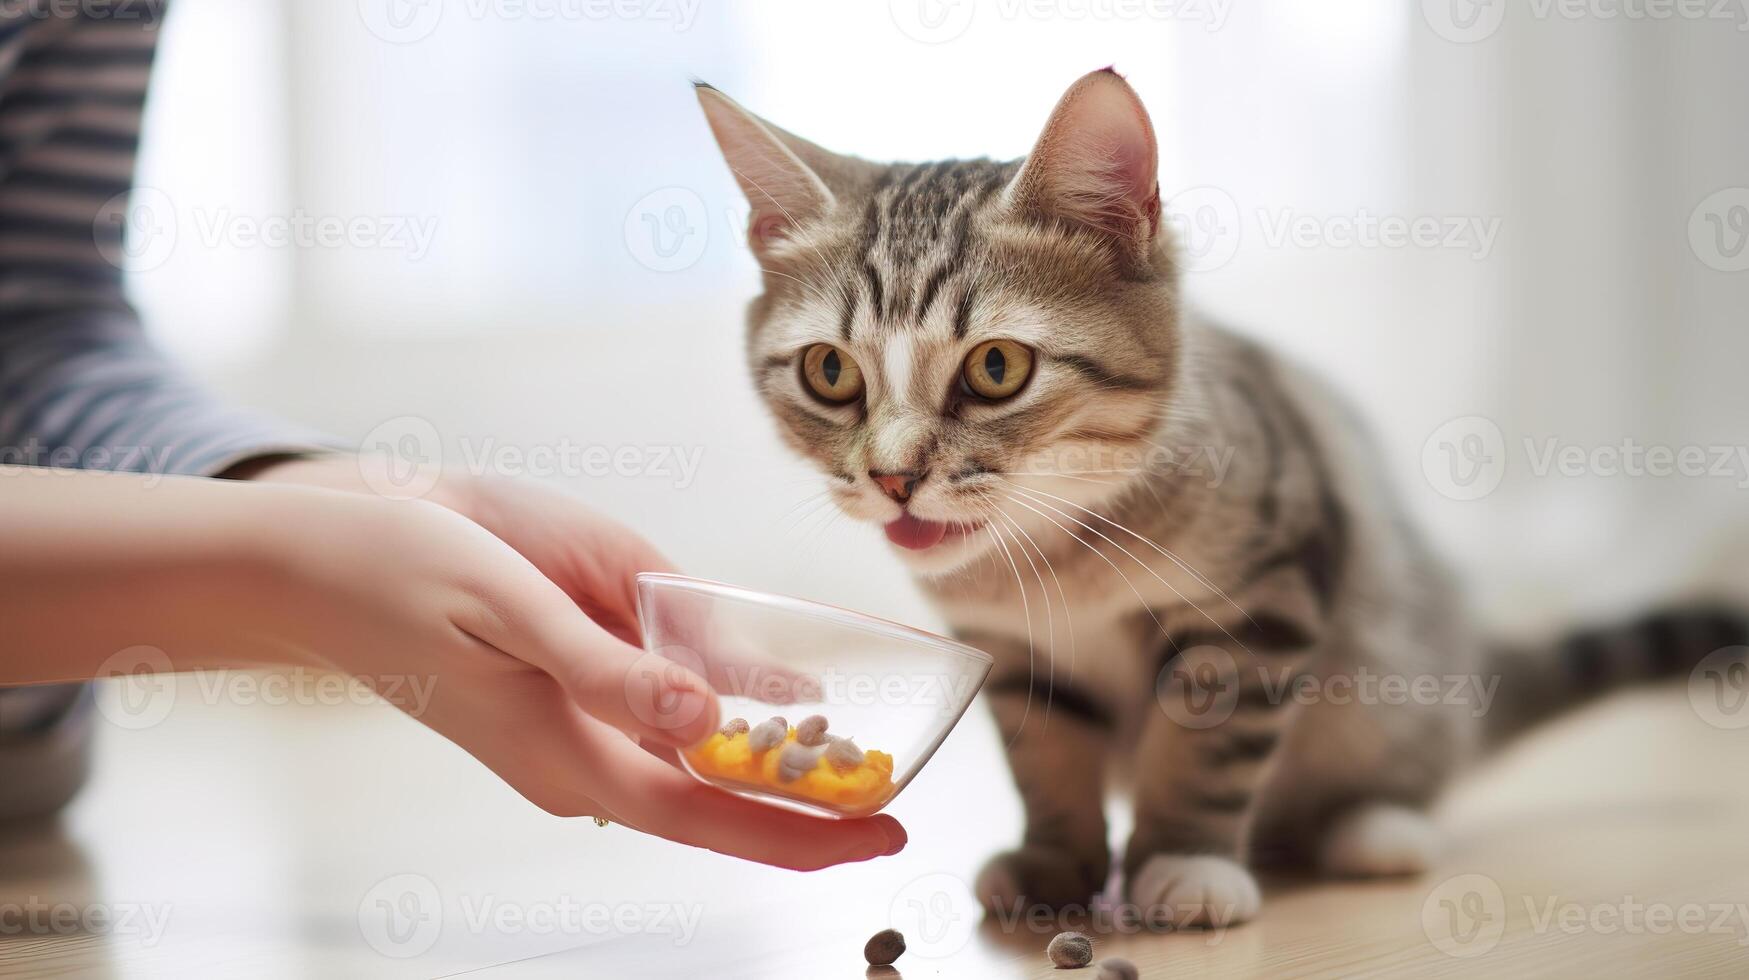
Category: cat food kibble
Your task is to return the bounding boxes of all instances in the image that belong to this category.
[863,928,905,966]
[747,717,787,753]
[683,717,896,811]
[719,717,750,738]
[825,735,864,769]
[777,741,823,782]
[796,713,831,746]
[1096,958,1138,980]
[1047,931,1093,969]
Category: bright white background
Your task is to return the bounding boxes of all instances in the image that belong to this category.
[130,0,1749,635]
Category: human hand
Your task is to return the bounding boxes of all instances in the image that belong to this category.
[241,456,907,868]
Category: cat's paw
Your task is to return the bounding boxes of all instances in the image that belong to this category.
[1125,854,1261,928]
[974,846,1106,914]
[1318,803,1441,878]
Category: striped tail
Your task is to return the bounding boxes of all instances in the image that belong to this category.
[1483,604,1749,747]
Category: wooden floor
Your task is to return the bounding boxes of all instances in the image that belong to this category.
[2,678,1746,978]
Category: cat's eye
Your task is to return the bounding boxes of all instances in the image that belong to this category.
[801,343,864,404]
[961,339,1034,401]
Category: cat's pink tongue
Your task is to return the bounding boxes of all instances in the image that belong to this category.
[884,513,950,550]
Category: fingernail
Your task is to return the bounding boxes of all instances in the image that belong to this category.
[668,688,717,745]
[882,824,908,856]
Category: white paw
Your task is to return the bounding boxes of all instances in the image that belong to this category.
[1319,803,1441,878]
[1126,854,1261,928]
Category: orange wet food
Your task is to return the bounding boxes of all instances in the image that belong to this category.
[686,728,895,810]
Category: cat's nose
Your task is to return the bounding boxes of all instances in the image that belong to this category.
[870,469,925,504]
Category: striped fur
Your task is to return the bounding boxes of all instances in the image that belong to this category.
[700,72,1749,926]
[0,2,330,479]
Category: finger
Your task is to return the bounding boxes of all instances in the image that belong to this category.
[567,512,680,625]
[487,687,905,870]
[546,623,721,748]
[459,562,720,747]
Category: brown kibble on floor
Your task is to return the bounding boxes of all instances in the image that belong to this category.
[1047,931,1093,969]
[1096,957,1138,980]
[863,928,905,966]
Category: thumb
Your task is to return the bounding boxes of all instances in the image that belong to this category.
[462,568,721,747]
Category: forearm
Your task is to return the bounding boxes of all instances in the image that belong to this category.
[0,311,340,479]
[0,465,325,685]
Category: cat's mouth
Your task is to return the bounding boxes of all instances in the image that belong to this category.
[883,513,984,551]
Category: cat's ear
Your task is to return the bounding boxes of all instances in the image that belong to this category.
[1005,69,1162,258]
[694,82,838,257]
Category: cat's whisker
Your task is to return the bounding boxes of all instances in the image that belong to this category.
[994,505,1078,694]
[980,502,1055,729]
[1002,479,1261,634]
[758,266,841,313]
[1000,491,1180,659]
[780,492,837,535]
[728,165,801,230]
[990,506,1064,729]
[981,516,1038,746]
[1000,481,1249,653]
[778,488,832,522]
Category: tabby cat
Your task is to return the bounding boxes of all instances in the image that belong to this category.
[696,69,1746,926]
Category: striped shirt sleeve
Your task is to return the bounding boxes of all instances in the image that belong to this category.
[0,1,338,478]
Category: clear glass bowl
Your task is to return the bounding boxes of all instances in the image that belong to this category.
[635,572,993,819]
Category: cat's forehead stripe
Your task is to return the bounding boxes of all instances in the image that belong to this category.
[853,158,1016,332]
